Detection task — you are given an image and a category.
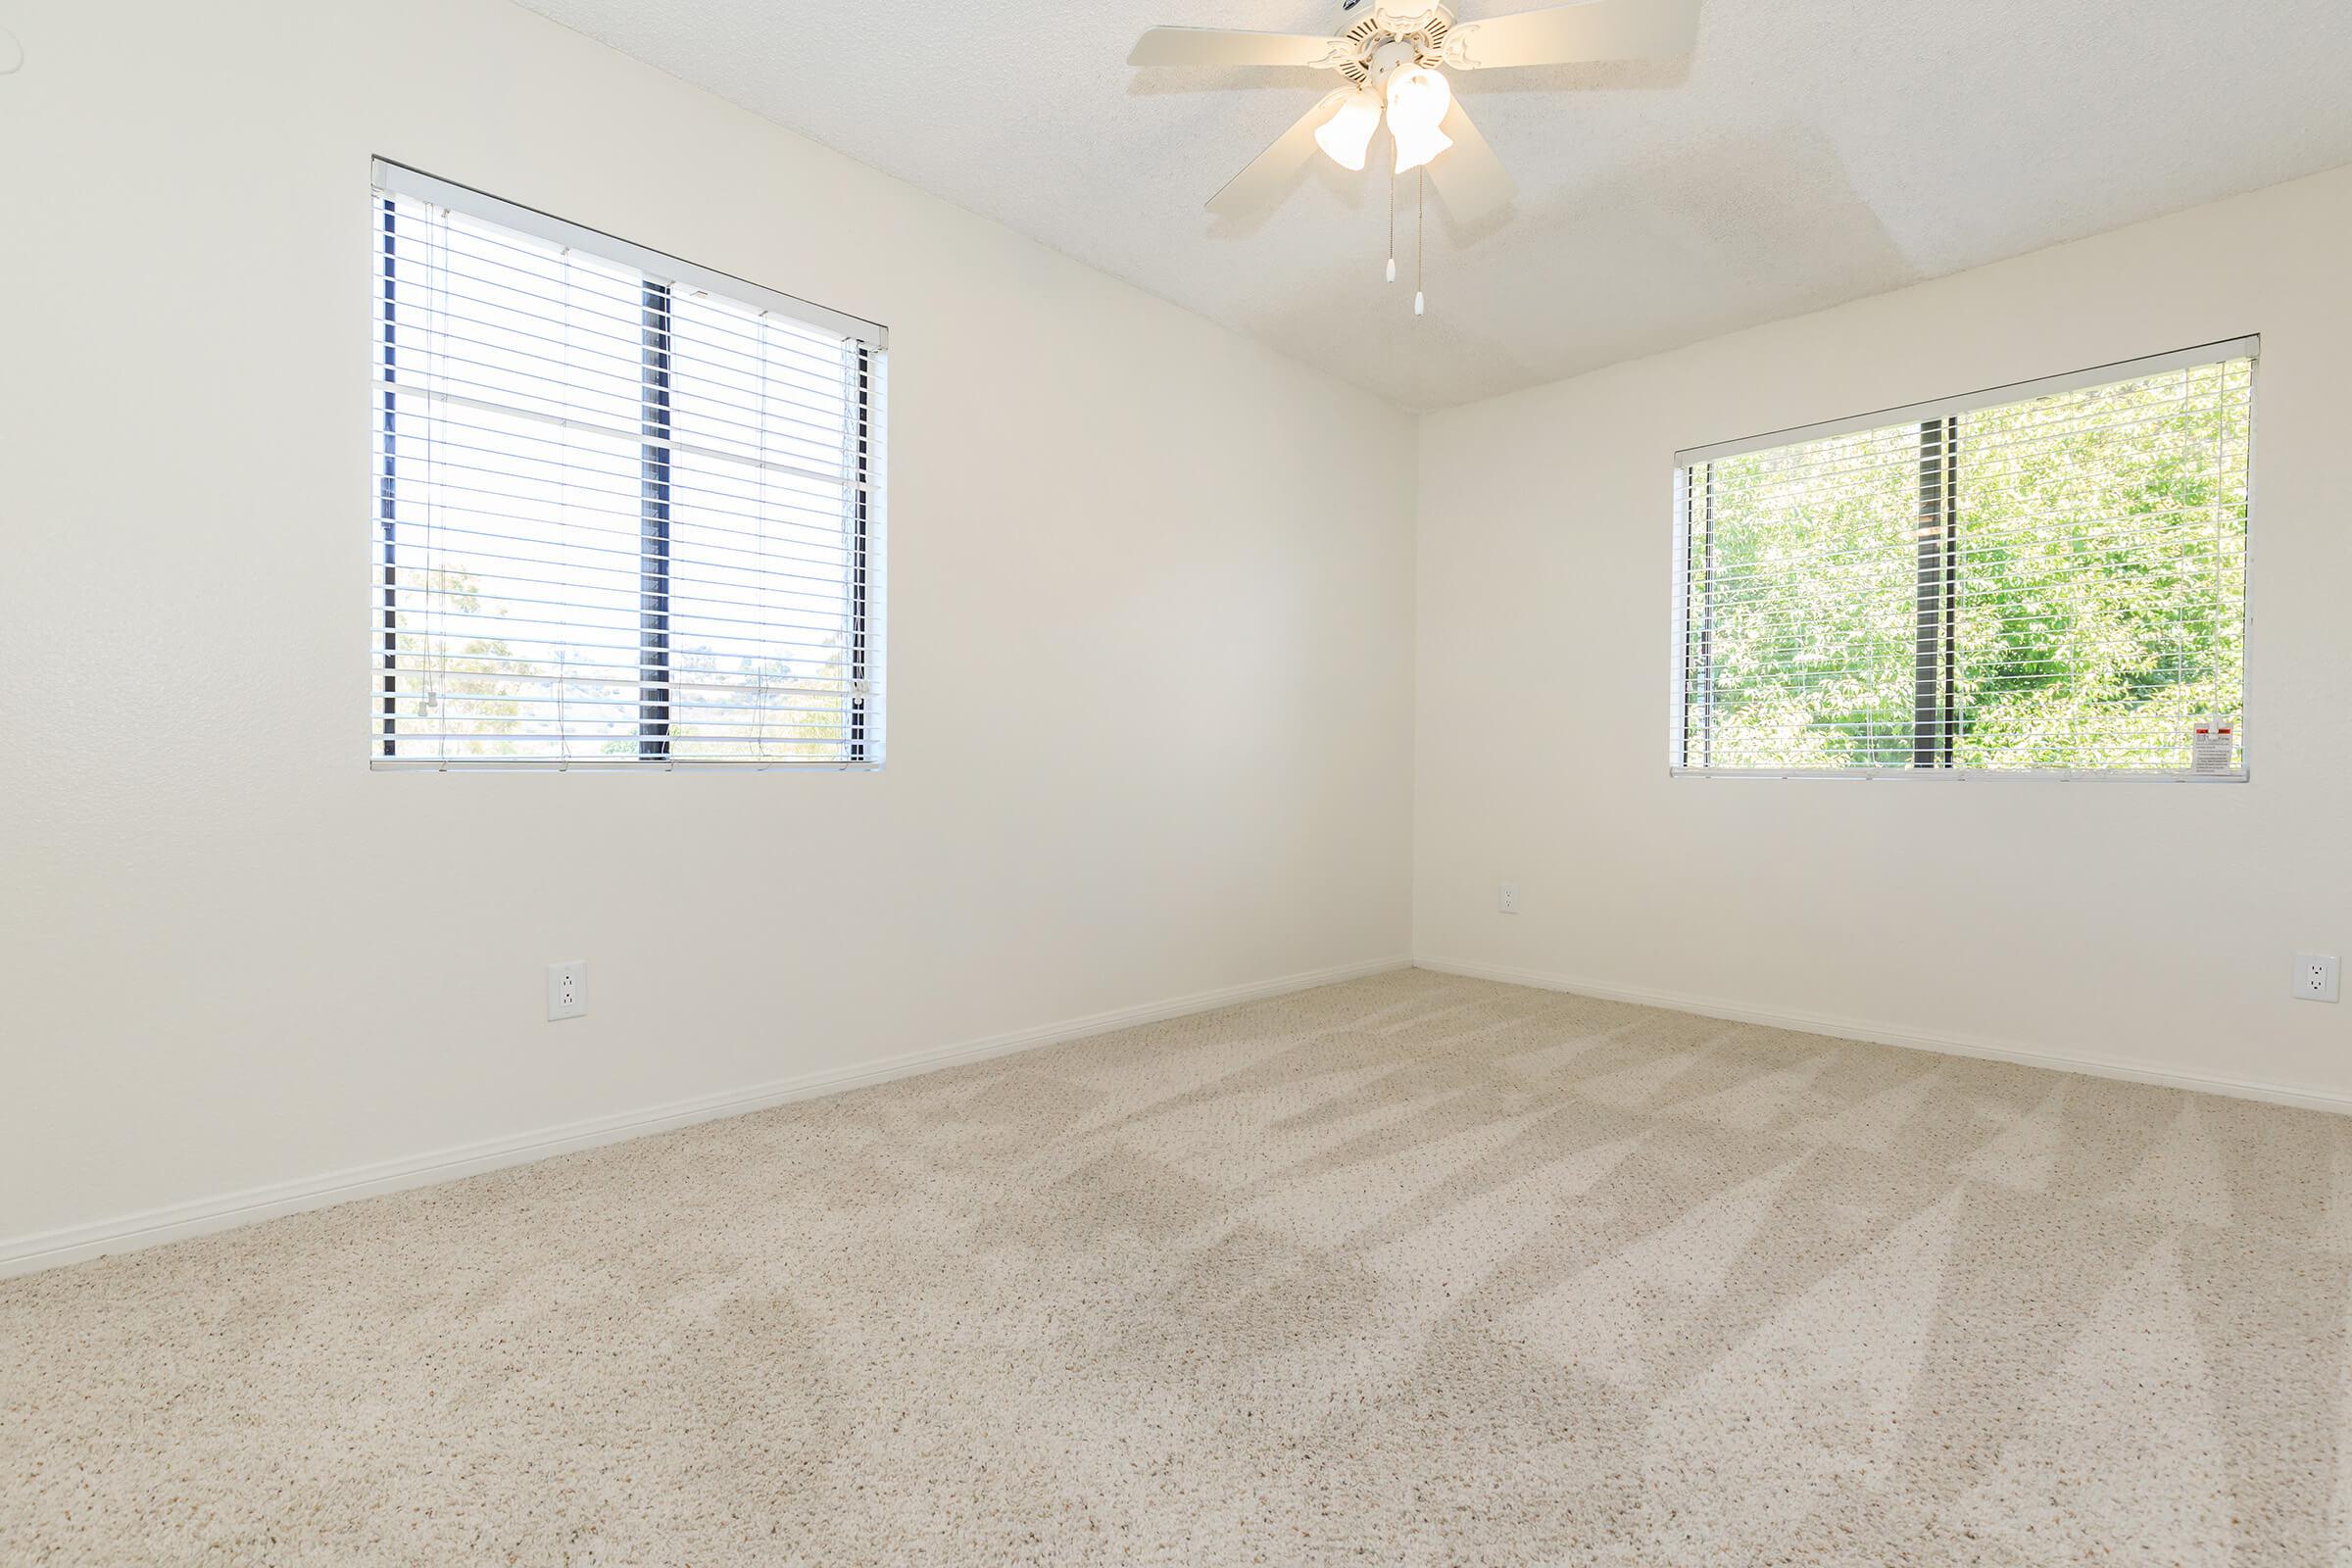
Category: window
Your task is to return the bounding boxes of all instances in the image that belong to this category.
[369,161,886,768]
[1673,340,2252,778]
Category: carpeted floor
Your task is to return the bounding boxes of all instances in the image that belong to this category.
[4,969,2350,1566]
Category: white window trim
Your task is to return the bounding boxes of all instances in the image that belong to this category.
[1666,336,2259,783]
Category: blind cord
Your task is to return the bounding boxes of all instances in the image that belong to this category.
[1414,169,1426,318]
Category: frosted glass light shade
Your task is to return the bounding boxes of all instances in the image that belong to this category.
[1314,90,1382,172]
[1386,68,1453,173]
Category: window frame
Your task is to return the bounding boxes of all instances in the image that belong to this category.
[1666,337,2258,783]
[368,159,888,772]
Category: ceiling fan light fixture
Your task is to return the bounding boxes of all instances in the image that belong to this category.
[1385,67,1453,173]
[1313,89,1382,172]
[1139,0,1699,224]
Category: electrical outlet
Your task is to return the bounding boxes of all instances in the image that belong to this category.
[1498,881,1521,915]
[547,959,589,1020]
[2293,953,2339,1003]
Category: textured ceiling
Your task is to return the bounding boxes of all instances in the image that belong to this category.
[513,0,2352,409]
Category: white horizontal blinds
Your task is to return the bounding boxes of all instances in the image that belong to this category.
[1678,346,2252,775]
[1683,421,1926,770]
[369,169,884,767]
[1950,359,2248,770]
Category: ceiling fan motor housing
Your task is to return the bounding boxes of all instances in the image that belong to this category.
[1338,4,1453,89]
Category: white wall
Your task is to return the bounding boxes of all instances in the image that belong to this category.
[0,0,1416,1264]
[1416,166,2352,1105]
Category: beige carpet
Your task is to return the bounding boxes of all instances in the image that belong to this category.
[5,970,2350,1566]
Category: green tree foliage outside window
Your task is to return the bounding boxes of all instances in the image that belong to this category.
[1680,356,2250,773]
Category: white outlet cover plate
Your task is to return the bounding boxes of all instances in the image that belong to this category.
[1498,881,1521,914]
[2293,952,2339,1003]
[547,959,589,1020]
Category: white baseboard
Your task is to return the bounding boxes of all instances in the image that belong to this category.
[0,955,1412,1280]
[1413,955,2352,1116]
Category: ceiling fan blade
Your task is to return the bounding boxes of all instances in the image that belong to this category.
[1130,25,1347,69]
[1444,0,1700,70]
[1426,101,1515,224]
[1206,92,1347,217]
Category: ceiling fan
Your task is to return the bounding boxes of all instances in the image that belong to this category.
[1130,0,1699,225]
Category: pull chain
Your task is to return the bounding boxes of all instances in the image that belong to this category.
[1413,169,1426,317]
[1385,158,1396,283]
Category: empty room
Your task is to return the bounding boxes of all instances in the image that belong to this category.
[5,0,2350,1561]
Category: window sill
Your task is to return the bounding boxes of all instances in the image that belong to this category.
[370,760,885,774]
[1669,766,2246,783]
